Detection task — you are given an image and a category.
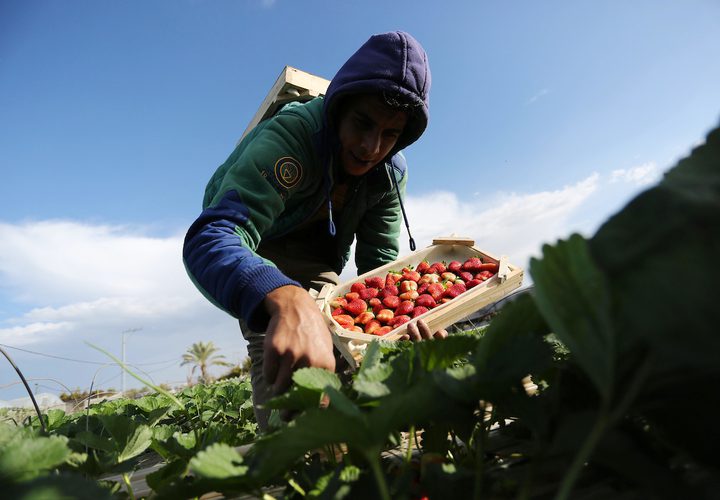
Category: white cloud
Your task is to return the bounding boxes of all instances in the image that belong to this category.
[527,88,549,104]
[340,173,600,282]
[610,162,659,186]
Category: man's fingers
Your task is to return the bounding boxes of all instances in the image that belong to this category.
[405,322,422,341]
[272,356,295,395]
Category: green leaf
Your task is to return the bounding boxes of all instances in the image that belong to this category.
[145,459,189,491]
[0,434,71,481]
[415,334,477,371]
[530,234,615,402]
[1,473,114,499]
[74,431,115,454]
[190,443,247,479]
[116,424,153,462]
[324,386,363,418]
[292,367,342,392]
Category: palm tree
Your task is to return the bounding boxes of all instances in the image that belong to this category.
[181,341,231,384]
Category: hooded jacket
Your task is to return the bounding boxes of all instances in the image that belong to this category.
[183,31,431,331]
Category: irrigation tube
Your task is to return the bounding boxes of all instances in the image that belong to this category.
[0,346,47,433]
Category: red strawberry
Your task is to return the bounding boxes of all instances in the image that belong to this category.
[416,260,431,274]
[463,257,483,273]
[443,283,467,299]
[399,290,419,301]
[365,276,386,289]
[417,282,429,294]
[331,307,345,317]
[396,300,415,316]
[476,270,493,281]
[416,294,436,309]
[378,285,399,299]
[329,297,348,310]
[479,262,499,273]
[368,297,382,308]
[459,271,474,282]
[403,270,421,282]
[412,306,429,318]
[345,292,360,301]
[427,283,445,301]
[466,279,482,289]
[359,287,379,300]
[355,311,375,325]
[349,325,364,333]
[334,314,355,329]
[391,315,411,327]
[375,326,392,336]
[364,319,382,334]
[345,299,367,316]
[430,261,446,274]
[376,309,395,324]
[400,280,418,293]
[382,295,401,309]
[385,271,403,286]
[350,282,366,293]
[448,260,463,273]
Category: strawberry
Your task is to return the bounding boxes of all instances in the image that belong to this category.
[329,297,348,310]
[400,280,418,293]
[476,270,493,281]
[441,272,457,282]
[399,290,419,301]
[365,276,386,289]
[396,300,415,316]
[368,297,382,308]
[364,319,382,334]
[372,302,384,315]
[382,295,401,309]
[479,262,499,273]
[349,325,364,333]
[391,315,411,327]
[427,283,445,301]
[412,306,429,318]
[416,294,436,309]
[334,314,355,329]
[443,282,467,299]
[418,273,440,285]
[466,279,482,289]
[447,260,463,273]
[378,285,399,299]
[359,287,379,300]
[403,270,422,282]
[355,311,375,325]
[385,271,403,286]
[345,299,367,316]
[350,282,366,293]
[459,271,474,282]
[376,309,395,324]
[345,292,360,301]
[416,260,431,274]
[417,282,429,294]
[375,326,392,336]
[331,307,345,316]
[430,261,446,274]
[462,257,483,273]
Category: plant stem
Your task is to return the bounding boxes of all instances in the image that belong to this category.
[367,454,391,500]
[405,425,415,463]
[122,472,136,500]
[554,411,608,500]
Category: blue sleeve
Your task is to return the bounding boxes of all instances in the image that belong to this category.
[182,190,301,332]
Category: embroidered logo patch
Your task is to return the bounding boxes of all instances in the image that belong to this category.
[274,157,302,189]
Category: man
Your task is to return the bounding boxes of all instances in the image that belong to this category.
[183,31,443,429]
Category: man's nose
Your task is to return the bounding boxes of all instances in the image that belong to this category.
[360,131,381,157]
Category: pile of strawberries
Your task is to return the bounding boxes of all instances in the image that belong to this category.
[330,256,499,336]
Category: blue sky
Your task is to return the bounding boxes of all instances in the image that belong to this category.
[1,0,719,401]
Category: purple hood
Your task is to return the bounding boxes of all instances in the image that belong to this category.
[322,31,431,155]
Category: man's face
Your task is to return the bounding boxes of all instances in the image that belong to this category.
[337,94,408,177]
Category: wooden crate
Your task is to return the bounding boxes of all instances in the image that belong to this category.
[238,65,330,144]
[314,237,524,369]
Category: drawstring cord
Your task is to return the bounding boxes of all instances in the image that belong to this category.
[389,163,416,251]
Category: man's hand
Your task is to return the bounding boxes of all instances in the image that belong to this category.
[401,319,448,341]
[262,285,336,395]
